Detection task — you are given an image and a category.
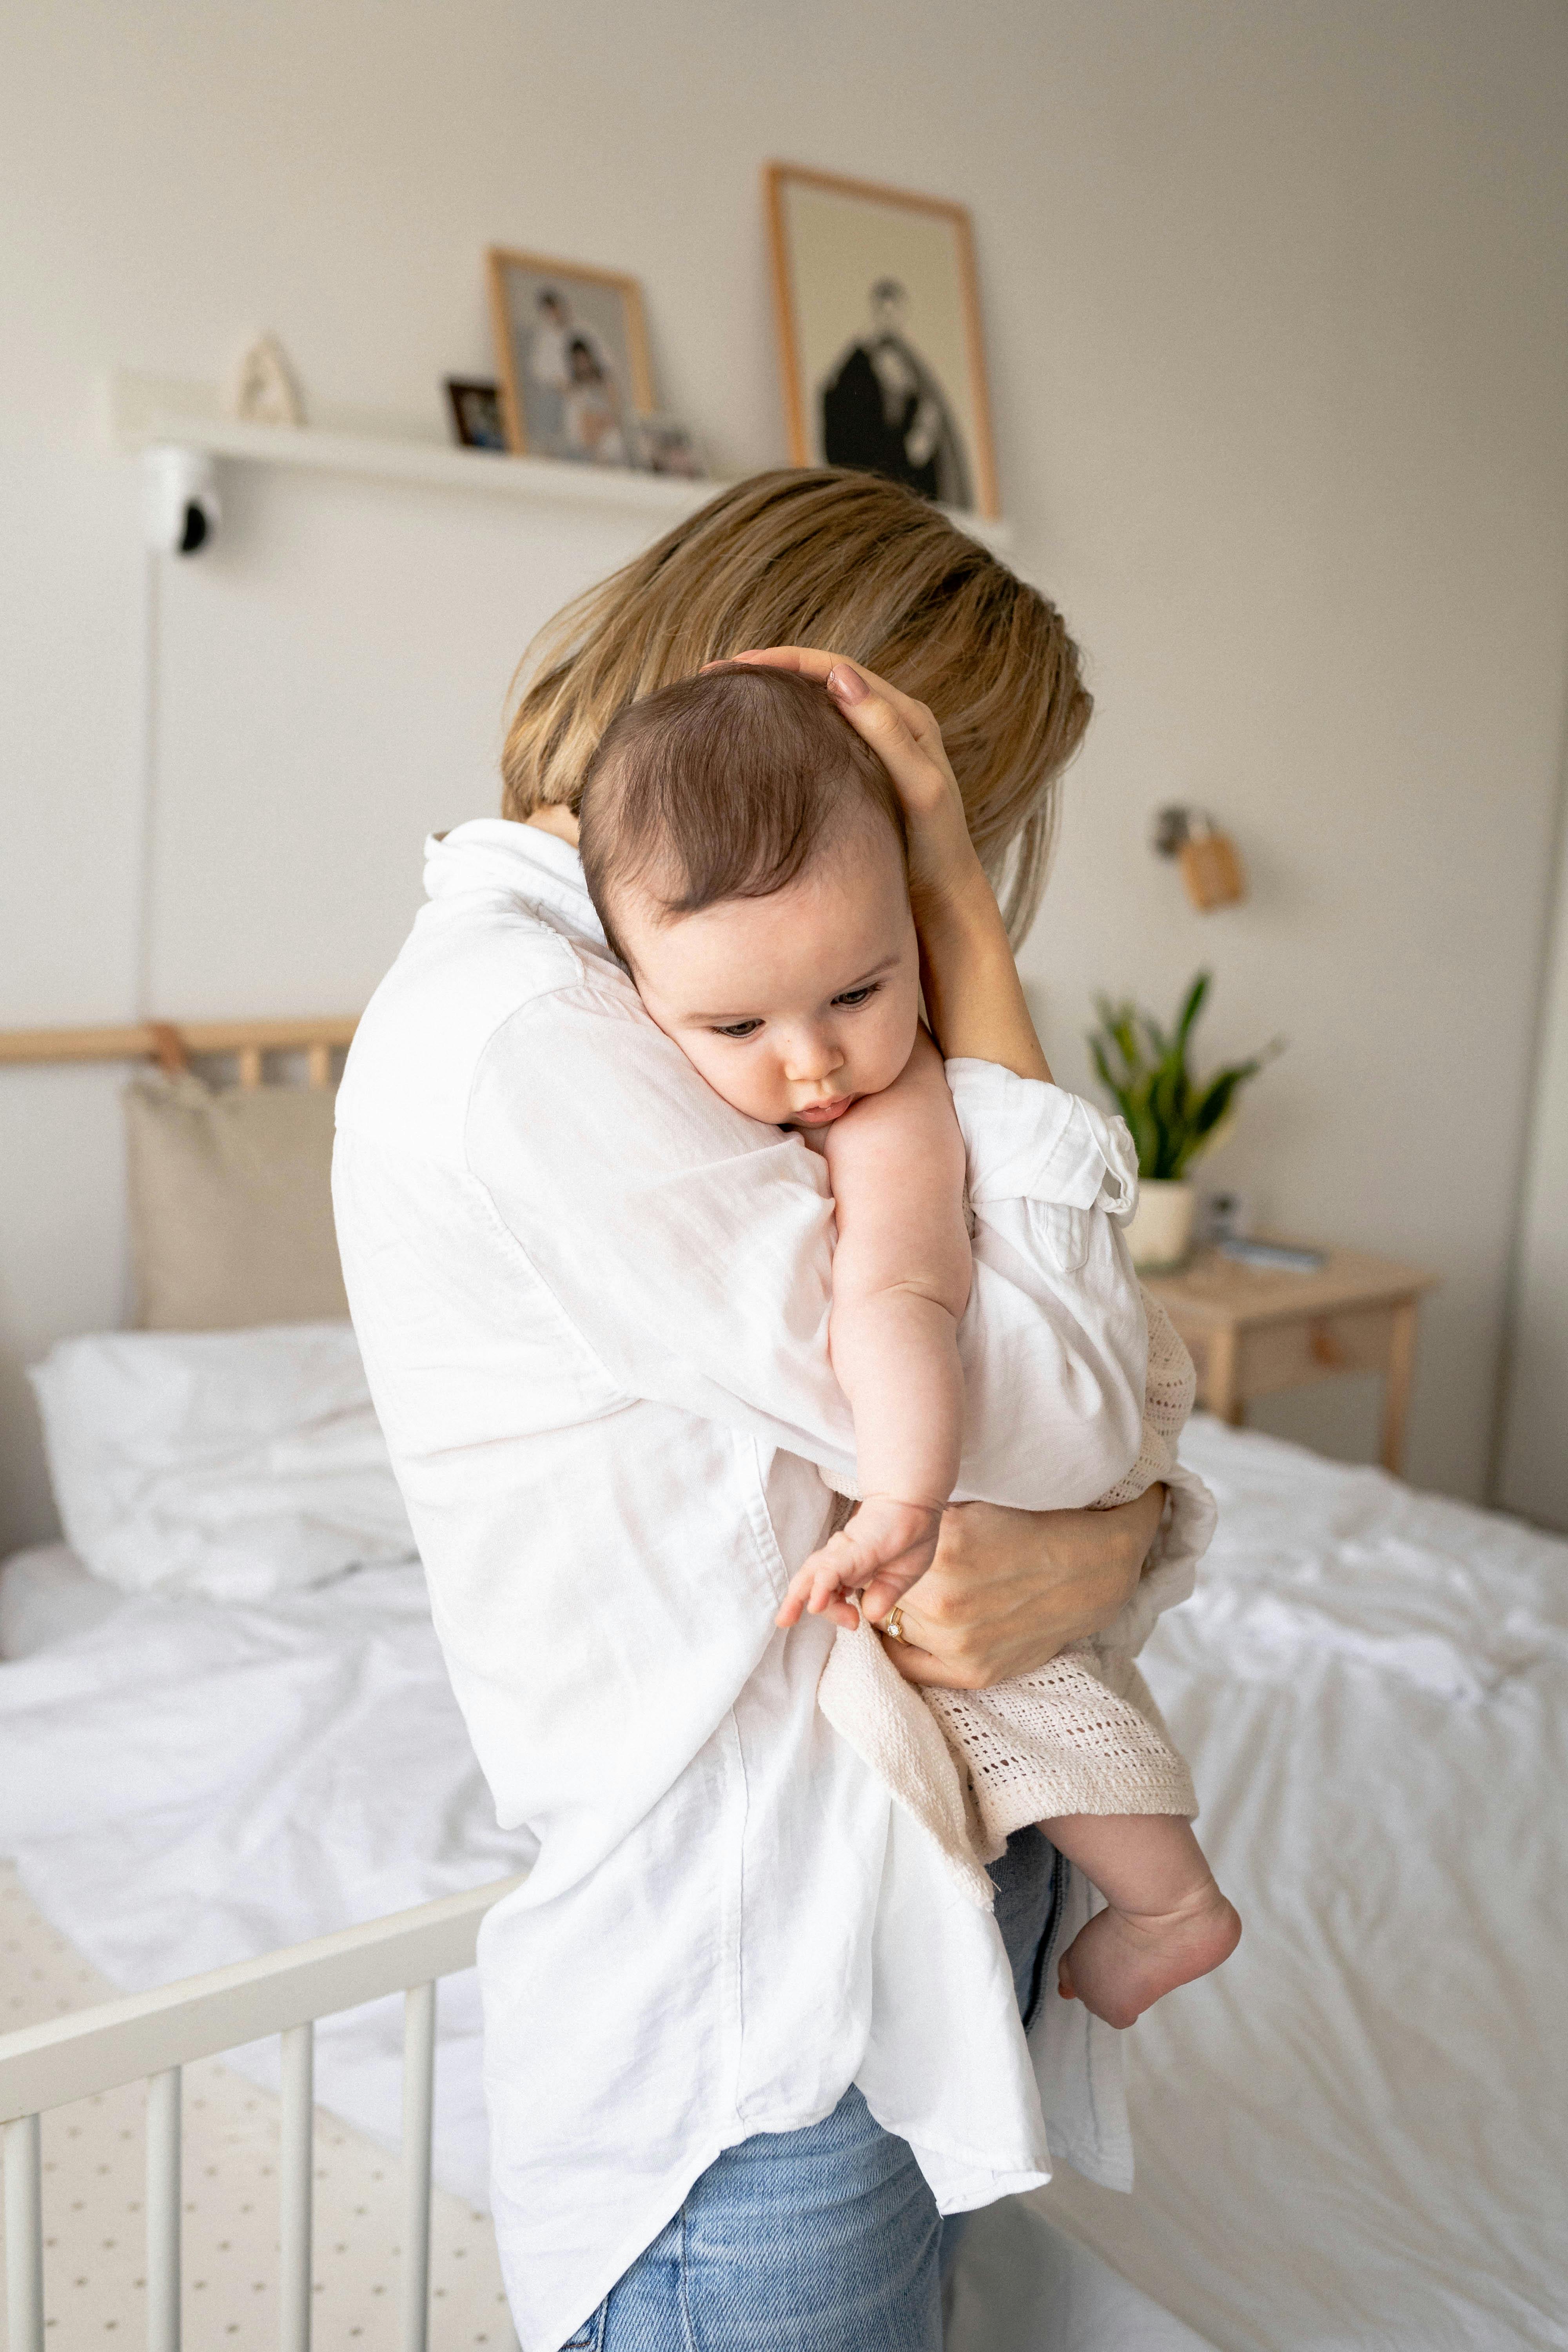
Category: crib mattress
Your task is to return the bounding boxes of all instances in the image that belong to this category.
[0,1865,515,2350]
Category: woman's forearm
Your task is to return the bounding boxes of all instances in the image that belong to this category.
[916,866,1052,1084]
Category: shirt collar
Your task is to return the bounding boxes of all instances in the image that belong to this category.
[423,818,608,952]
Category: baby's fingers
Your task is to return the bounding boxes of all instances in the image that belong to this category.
[775,1536,862,1631]
[775,1579,858,1633]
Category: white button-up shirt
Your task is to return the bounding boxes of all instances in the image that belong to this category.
[333,821,1150,2351]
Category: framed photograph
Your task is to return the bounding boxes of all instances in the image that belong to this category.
[764,163,999,519]
[444,377,508,452]
[632,412,706,480]
[486,248,655,467]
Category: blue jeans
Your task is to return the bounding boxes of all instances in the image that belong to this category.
[562,1831,1063,2352]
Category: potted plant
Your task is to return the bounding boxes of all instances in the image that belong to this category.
[1088,973,1281,1272]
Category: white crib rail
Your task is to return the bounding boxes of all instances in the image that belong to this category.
[0,1873,523,2352]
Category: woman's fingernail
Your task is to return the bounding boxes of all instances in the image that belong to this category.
[827,664,866,703]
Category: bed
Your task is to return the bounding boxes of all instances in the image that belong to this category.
[1,1024,1563,2348]
[1036,1416,1567,2352]
[4,1406,1563,2347]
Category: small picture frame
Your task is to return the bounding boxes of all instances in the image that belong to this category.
[486,247,655,467]
[444,377,508,452]
[764,162,999,518]
[633,412,706,480]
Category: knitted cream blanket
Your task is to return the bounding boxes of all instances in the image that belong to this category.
[817,1292,1217,1907]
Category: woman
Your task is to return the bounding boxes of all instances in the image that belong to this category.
[334,469,1207,2351]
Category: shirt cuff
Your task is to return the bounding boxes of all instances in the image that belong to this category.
[945,1060,1140,1213]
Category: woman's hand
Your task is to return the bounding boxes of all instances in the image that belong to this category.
[878,1486,1165,1689]
[717,647,1050,1082]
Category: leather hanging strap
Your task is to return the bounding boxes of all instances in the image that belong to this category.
[146,1022,191,1076]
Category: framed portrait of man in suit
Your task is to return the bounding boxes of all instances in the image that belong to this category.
[764,163,1000,520]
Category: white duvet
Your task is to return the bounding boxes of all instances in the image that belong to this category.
[1040,1419,1568,2352]
[1,1418,1563,2347]
[0,1559,527,2208]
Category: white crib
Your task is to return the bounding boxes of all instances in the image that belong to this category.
[1,1873,522,2352]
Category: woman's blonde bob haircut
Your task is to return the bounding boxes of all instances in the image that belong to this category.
[501,468,1092,942]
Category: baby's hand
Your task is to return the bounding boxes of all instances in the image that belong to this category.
[775,1497,943,1633]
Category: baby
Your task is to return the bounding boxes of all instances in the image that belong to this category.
[579,662,1239,2028]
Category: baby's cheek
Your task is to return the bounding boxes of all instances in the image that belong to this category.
[863,1010,921,1093]
[682,1040,777,1123]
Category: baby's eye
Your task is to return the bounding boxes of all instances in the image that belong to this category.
[712,1019,763,1039]
[832,984,879,1008]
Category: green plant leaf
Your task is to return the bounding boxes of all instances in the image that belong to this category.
[1085,971,1281,1180]
[1175,971,1210,1053]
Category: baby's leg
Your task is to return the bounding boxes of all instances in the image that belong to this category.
[1043,1813,1241,2029]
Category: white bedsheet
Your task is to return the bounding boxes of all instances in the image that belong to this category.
[1040,1419,1567,2351]
[1,1419,1563,2346]
[0,1541,126,1659]
[0,1560,530,2208]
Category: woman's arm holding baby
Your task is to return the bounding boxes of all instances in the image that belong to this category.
[776,1032,971,1632]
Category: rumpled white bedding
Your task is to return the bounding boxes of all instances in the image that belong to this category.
[1,1416,1563,2347]
[0,1541,127,1659]
[0,1561,530,2208]
[1039,1417,1567,2352]
[29,1324,417,1602]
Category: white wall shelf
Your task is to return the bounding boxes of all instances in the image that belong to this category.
[109,370,1012,548]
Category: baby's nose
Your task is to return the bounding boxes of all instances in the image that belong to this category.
[782,1031,843,1083]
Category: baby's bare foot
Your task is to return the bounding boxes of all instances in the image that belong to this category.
[1057,1880,1241,2030]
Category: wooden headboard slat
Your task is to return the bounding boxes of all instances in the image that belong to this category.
[0,1018,359,1069]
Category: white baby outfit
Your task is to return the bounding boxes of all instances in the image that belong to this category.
[819,1293,1215,1907]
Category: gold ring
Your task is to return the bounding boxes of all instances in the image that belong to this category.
[883,1605,905,1642]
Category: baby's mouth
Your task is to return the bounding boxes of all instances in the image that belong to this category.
[793,1096,854,1126]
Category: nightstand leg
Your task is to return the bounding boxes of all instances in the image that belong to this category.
[1381,1299,1419,1476]
[1207,1326,1244,1427]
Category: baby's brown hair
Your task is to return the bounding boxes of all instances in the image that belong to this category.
[578,664,906,966]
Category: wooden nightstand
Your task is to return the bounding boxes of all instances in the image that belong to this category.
[1143,1244,1439,1475]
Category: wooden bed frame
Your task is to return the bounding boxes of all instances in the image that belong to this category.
[0,1016,359,1089]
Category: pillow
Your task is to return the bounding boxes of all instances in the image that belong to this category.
[125,1071,348,1330]
[28,1325,417,1602]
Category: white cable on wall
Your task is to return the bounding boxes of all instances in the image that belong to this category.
[129,544,163,1022]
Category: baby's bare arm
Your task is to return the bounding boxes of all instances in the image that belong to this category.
[777,1034,972,1630]
[824,1030,971,1504]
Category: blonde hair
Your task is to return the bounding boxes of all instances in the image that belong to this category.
[501,468,1092,941]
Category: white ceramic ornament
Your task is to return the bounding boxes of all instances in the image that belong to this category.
[229,333,306,427]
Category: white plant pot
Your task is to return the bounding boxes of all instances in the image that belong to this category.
[1123,1178,1197,1274]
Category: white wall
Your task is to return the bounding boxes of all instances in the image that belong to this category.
[3,0,1568,1548]
[1496,791,1568,1530]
